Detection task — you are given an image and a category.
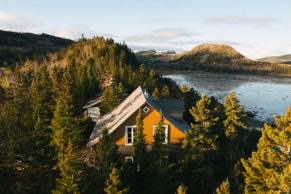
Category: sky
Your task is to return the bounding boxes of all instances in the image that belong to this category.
[0,0,290,59]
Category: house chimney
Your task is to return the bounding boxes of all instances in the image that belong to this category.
[144,89,148,98]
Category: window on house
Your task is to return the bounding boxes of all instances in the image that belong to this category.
[125,125,136,145]
[143,106,150,113]
[153,124,169,144]
[125,156,133,162]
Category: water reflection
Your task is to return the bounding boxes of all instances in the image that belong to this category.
[165,72,291,123]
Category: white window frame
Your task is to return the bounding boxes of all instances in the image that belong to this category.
[125,125,136,145]
[153,124,169,144]
[125,156,133,162]
[143,106,150,113]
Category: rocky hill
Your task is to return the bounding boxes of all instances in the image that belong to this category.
[136,44,291,75]
[258,54,291,64]
[0,30,73,67]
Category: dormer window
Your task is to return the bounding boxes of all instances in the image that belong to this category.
[143,106,150,113]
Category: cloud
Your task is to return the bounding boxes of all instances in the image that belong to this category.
[0,11,37,32]
[54,25,115,40]
[126,27,200,42]
[204,15,278,27]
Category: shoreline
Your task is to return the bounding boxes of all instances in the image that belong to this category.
[158,69,291,78]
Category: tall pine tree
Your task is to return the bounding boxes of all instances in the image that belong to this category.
[241,107,291,193]
[53,140,87,194]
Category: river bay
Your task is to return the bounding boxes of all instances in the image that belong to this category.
[165,72,291,123]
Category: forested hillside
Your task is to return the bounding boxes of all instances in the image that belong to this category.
[0,30,73,67]
[0,36,290,194]
[136,44,291,75]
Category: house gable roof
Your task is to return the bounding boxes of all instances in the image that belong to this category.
[86,86,190,147]
[83,93,103,109]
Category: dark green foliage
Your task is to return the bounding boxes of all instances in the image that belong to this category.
[104,167,128,194]
[53,141,87,194]
[216,178,230,194]
[94,128,118,193]
[152,87,160,99]
[0,84,4,102]
[100,86,122,114]
[133,109,148,168]
[241,107,291,193]
[179,86,200,123]
[150,112,170,193]
[160,85,170,99]
[180,94,223,193]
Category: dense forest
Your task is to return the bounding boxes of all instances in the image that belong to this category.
[0,36,290,194]
[136,44,291,76]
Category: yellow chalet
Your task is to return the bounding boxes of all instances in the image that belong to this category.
[86,86,190,159]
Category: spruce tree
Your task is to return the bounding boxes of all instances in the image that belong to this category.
[130,109,149,193]
[133,108,148,169]
[53,140,87,194]
[160,85,170,99]
[180,84,189,93]
[94,128,118,192]
[216,178,230,194]
[152,111,167,164]
[0,84,5,103]
[51,67,84,159]
[223,91,247,169]
[100,86,122,114]
[223,91,246,140]
[104,167,128,194]
[241,106,291,193]
[150,111,168,193]
[180,94,221,193]
[176,183,188,194]
[152,88,160,100]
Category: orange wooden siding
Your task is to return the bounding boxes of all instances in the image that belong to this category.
[111,103,185,145]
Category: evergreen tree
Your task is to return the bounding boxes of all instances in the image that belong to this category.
[180,84,189,93]
[0,84,5,103]
[180,94,222,193]
[223,91,246,140]
[216,178,230,194]
[51,68,84,159]
[152,111,167,164]
[104,167,128,194]
[133,108,148,168]
[223,91,247,169]
[100,86,122,114]
[152,88,160,100]
[130,108,150,193]
[180,87,200,123]
[160,85,170,99]
[229,161,244,194]
[241,106,291,193]
[53,140,87,194]
[94,128,118,192]
[150,111,168,193]
[189,94,220,152]
[176,183,188,194]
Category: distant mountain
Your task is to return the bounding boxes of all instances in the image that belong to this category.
[0,30,73,67]
[136,44,291,75]
[258,54,291,64]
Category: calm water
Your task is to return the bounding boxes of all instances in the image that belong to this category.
[165,72,291,123]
